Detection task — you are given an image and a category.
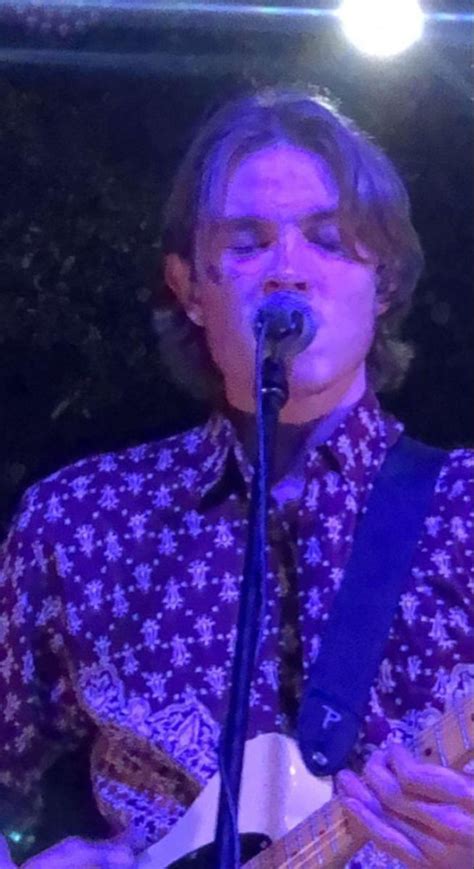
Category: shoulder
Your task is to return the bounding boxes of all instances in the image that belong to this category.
[3,420,212,543]
[418,445,474,585]
[434,446,474,505]
[419,444,474,535]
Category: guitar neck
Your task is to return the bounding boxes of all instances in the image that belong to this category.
[245,794,359,868]
[246,695,474,868]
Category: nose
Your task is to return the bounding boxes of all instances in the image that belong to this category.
[262,227,309,296]
[264,275,308,295]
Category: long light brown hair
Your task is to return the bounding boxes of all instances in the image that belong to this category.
[155,85,424,403]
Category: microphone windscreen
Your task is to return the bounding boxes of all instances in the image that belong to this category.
[253,291,317,358]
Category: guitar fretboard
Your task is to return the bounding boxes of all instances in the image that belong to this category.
[247,695,474,868]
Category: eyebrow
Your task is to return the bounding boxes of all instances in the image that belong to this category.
[215,208,339,230]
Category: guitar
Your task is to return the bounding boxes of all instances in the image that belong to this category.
[137,695,474,868]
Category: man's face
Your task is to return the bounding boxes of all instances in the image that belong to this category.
[190,143,381,419]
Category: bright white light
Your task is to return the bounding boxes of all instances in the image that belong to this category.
[338,0,425,58]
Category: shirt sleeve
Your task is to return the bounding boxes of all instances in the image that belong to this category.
[0,484,94,859]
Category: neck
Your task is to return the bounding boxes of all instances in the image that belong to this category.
[226,374,366,484]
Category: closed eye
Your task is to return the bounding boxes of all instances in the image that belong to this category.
[305,229,345,255]
[229,240,271,255]
[228,234,271,256]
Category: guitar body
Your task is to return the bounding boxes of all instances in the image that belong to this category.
[137,695,473,869]
[165,834,272,868]
[137,732,333,868]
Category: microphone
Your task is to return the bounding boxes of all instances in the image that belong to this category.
[253,290,318,359]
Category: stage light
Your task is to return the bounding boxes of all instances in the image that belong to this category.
[338,0,425,58]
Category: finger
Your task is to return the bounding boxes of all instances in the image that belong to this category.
[336,769,383,816]
[364,749,405,809]
[22,837,135,869]
[340,796,429,867]
[0,835,16,869]
[385,810,472,867]
[94,841,136,869]
[388,743,474,811]
[392,798,474,848]
[362,748,474,861]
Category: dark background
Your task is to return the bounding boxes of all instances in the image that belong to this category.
[0,1,473,855]
[1,1,473,539]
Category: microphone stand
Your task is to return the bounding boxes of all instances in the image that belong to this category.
[213,341,289,869]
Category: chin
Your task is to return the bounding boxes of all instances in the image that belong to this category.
[288,380,329,401]
[288,358,331,395]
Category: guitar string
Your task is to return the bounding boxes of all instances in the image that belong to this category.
[256,703,471,869]
[251,699,473,868]
[270,816,348,869]
[248,807,348,869]
[267,723,442,869]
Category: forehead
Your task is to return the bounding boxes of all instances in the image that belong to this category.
[222,143,339,219]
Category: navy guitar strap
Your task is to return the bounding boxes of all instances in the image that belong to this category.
[297,434,447,776]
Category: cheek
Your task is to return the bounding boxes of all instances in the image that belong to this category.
[217,258,265,308]
[201,261,258,332]
[199,284,254,366]
[342,285,377,327]
[327,266,378,326]
[314,281,378,365]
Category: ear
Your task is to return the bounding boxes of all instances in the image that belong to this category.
[164,253,204,327]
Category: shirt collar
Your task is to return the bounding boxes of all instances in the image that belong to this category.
[309,389,404,489]
[196,389,404,507]
[195,412,252,505]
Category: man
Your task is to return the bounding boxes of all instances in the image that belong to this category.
[0,87,472,868]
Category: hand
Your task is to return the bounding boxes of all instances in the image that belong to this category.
[336,744,474,867]
[0,832,137,869]
[0,835,15,868]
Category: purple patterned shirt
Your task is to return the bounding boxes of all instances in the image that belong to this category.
[0,390,472,867]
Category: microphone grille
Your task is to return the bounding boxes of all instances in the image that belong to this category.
[254,290,317,357]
